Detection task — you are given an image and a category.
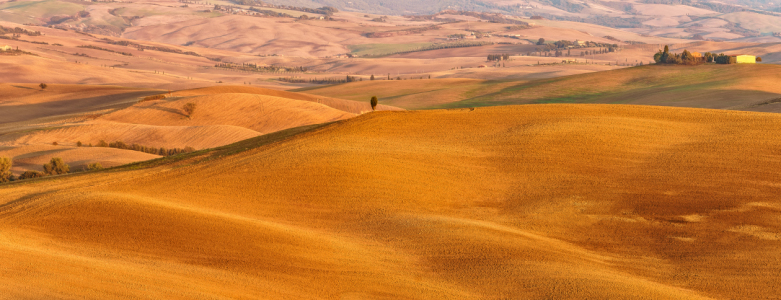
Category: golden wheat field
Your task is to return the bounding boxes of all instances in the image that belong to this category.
[0,85,404,176]
[1,104,780,299]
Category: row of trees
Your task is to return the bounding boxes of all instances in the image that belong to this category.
[487,54,511,61]
[360,41,493,58]
[77,140,196,157]
[654,46,705,65]
[77,45,133,56]
[653,45,761,65]
[0,25,42,36]
[279,76,359,84]
[100,38,205,58]
[215,62,307,73]
[1,157,74,183]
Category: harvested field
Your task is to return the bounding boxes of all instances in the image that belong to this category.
[301,64,781,110]
[99,93,356,134]
[0,85,381,174]
[175,86,403,114]
[0,144,160,175]
[1,104,780,299]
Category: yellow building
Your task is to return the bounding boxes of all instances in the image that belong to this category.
[0,45,11,52]
[731,54,756,64]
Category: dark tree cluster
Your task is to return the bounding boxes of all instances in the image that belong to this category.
[215,62,307,73]
[248,7,294,17]
[0,157,10,183]
[139,94,166,103]
[487,54,510,61]
[280,75,366,84]
[89,140,196,157]
[43,158,69,175]
[653,46,712,65]
[0,26,41,36]
[100,38,205,58]
[77,45,133,56]
[359,41,492,58]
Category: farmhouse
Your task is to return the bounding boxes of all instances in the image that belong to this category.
[690,52,706,62]
[730,54,756,64]
[0,45,11,52]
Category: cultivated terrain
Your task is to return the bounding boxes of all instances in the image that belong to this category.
[2,104,781,299]
[2,0,781,298]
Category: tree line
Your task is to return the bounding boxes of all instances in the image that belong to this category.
[215,62,307,73]
[653,45,762,65]
[100,38,213,60]
[79,140,196,157]
[487,54,510,61]
[279,75,359,84]
[0,26,41,36]
[77,45,133,56]
[1,157,83,183]
[360,41,493,58]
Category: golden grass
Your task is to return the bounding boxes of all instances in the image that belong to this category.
[0,144,161,175]
[1,86,374,175]
[176,85,404,114]
[100,93,356,135]
[1,104,780,298]
[295,78,517,109]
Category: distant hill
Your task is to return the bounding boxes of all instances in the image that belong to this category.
[261,0,499,15]
[299,64,781,111]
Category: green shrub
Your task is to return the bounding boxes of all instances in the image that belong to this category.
[18,170,45,180]
[183,102,197,118]
[86,162,103,171]
[0,157,11,183]
[43,157,69,175]
[139,94,166,103]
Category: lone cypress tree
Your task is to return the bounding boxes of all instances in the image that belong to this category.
[370,96,378,111]
[370,74,375,80]
[659,45,670,63]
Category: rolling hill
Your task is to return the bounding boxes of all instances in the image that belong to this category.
[1,104,780,299]
[0,85,400,175]
[299,64,781,111]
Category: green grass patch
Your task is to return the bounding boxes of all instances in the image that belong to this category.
[0,0,84,19]
[348,43,434,57]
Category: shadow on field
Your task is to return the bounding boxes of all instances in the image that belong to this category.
[0,90,162,124]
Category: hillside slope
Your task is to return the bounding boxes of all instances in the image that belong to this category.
[175,86,403,114]
[300,64,781,111]
[1,104,780,299]
[0,87,371,174]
